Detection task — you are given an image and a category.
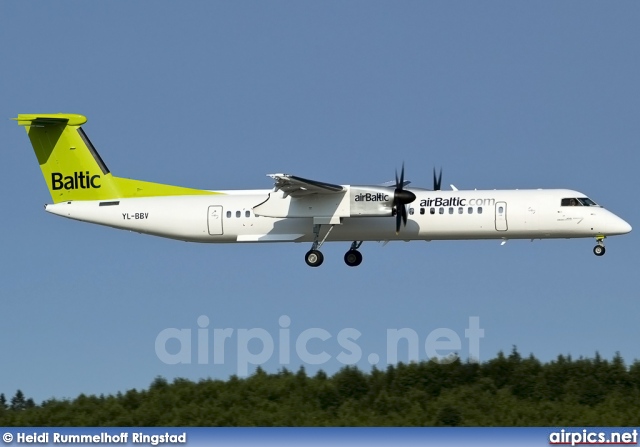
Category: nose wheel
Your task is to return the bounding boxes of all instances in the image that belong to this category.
[593,236,606,257]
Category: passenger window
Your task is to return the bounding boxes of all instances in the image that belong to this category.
[449,207,454,214]
[468,207,473,214]
[458,207,463,214]
[478,207,483,214]
[236,211,241,218]
[439,207,444,215]
[226,211,231,218]
[430,208,435,215]
[420,208,425,215]
[245,210,250,218]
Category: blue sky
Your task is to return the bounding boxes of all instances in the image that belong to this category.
[1,1,639,403]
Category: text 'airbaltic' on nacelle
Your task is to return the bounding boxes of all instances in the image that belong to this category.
[349,186,395,217]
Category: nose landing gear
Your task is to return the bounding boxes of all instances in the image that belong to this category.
[593,235,606,256]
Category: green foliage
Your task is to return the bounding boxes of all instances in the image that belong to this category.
[2,350,640,426]
[435,405,463,426]
[10,390,27,411]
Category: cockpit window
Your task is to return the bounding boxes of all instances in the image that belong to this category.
[561,198,581,206]
[561,197,598,207]
[577,197,598,206]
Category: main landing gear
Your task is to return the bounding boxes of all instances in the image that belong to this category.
[305,224,333,267]
[344,241,363,267]
[305,245,363,267]
[305,249,324,267]
[593,235,606,257]
[304,225,364,267]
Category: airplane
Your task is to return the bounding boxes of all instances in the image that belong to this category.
[15,113,632,267]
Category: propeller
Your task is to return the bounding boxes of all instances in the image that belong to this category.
[433,167,442,191]
[393,163,416,234]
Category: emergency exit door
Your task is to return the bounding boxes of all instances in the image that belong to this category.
[495,202,508,231]
[207,206,223,235]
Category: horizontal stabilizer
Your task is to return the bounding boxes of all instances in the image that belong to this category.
[14,113,87,126]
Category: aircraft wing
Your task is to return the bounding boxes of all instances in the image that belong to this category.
[268,173,345,197]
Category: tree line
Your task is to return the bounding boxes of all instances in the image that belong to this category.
[2,349,639,426]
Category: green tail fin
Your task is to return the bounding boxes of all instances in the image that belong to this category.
[15,113,218,203]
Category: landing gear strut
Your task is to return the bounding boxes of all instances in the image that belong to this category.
[344,241,363,267]
[593,236,606,257]
[304,224,334,267]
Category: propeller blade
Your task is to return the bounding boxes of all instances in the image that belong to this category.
[433,167,442,191]
[393,162,416,234]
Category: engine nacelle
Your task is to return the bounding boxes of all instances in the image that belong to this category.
[253,185,399,219]
[349,186,395,217]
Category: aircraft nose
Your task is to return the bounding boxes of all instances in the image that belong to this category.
[620,218,632,234]
[611,215,632,235]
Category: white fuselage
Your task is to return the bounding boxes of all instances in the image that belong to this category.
[44,188,632,244]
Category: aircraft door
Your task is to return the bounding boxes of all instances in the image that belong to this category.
[495,201,508,231]
[207,205,223,235]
